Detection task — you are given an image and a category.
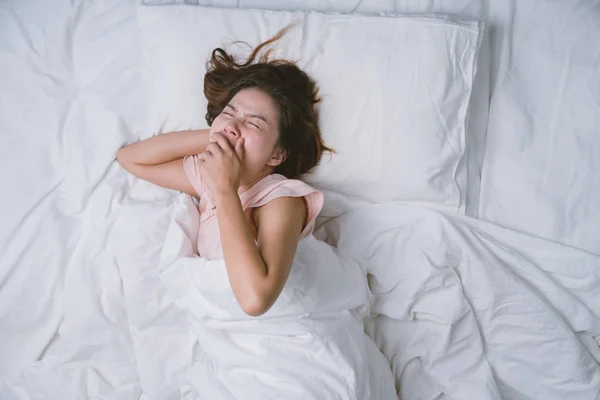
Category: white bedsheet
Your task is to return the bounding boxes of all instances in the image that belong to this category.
[2,197,599,399]
[0,0,147,379]
[2,0,600,399]
[477,0,600,254]
[318,205,600,399]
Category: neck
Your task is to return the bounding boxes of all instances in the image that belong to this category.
[238,168,274,193]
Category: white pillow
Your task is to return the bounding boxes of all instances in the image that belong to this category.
[137,5,483,212]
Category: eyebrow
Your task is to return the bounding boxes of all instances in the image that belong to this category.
[226,103,268,124]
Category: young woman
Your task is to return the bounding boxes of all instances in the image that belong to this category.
[117,26,330,317]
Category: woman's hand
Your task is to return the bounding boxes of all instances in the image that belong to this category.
[199,133,245,198]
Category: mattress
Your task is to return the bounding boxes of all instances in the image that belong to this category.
[1,0,599,399]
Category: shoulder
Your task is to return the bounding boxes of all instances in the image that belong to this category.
[245,174,323,238]
[253,195,307,235]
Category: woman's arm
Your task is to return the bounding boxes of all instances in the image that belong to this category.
[198,132,306,316]
[116,129,210,196]
[214,191,306,317]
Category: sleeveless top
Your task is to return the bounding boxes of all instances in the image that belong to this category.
[183,155,324,260]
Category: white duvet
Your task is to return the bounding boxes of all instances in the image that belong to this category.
[2,194,599,399]
[156,197,396,399]
[0,188,397,400]
[319,205,600,399]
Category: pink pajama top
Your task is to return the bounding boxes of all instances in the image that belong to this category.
[183,155,324,260]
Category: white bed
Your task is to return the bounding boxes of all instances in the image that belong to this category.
[1,0,599,399]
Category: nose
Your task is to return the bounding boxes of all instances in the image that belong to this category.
[223,118,241,138]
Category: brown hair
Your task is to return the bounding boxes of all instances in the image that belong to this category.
[203,24,332,179]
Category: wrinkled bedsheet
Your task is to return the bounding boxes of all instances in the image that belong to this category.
[2,197,599,399]
[319,205,600,399]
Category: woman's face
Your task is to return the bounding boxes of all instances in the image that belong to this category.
[209,87,283,185]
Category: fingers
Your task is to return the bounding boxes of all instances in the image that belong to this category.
[205,142,222,155]
[235,137,245,160]
[212,133,234,155]
[201,133,243,166]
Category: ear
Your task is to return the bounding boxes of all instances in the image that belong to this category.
[267,147,286,167]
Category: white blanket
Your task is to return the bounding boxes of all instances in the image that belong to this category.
[156,197,396,399]
[3,196,599,399]
[318,205,600,399]
[0,193,396,400]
